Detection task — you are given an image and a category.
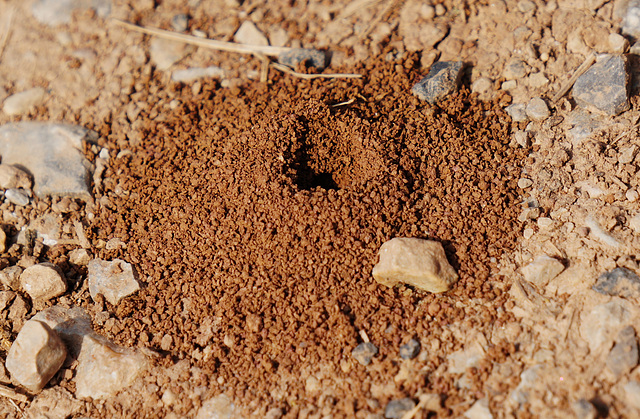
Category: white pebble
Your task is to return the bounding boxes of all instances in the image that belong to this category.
[626,189,639,202]
[518,178,533,188]
[523,228,534,239]
[2,88,46,116]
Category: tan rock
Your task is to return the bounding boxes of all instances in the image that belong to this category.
[5,320,67,392]
[88,259,140,305]
[0,164,32,190]
[372,238,458,293]
[20,263,66,302]
[234,21,269,46]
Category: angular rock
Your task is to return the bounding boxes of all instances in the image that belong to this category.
[525,97,550,121]
[521,256,564,287]
[172,66,225,83]
[5,320,67,392]
[606,326,638,378]
[196,394,235,419]
[32,306,148,399]
[372,238,458,293]
[0,122,98,199]
[31,0,111,26]
[88,259,140,305]
[0,290,16,311]
[278,49,327,70]
[503,59,529,80]
[593,267,640,298]
[5,188,30,206]
[2,88,46,116]
[0,164,32,190]
[352,342,378,366]
[505,103,528,122]
[464,398,493,419]
[510,365,542,404]
[572,399,597,419]
[411,61,464,104]
[20,263,66,302]
[385,398,416,419]
[150,38,189,71]
[572,54,630,116]
[234,21,269,46]
[69,248,91,266]
[399,338,421,360]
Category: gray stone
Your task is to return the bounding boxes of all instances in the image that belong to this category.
[0,122,98,199]
[521,256,564,287]
[525,97,550,121]
[0,291,16,312]
[503,59,529,80]
[150,38,190,71]
[88,259,140,305]
[31,0,111,26]
[372,238,458,293]
[624,0,640,40]
[505,103,528,122]
[624,380,640,409]
[5,320,67,392]
[234,21,269,46]
[384,398,416,419]
[196,394,235,419]
[399,339,421,359]
[0,164,32,190]
[464,398,493,419]
[352,342,378,366]
[172,66,225,83]
[411,61,464,104]
[572,54,630,116]
[5,188,30,206]
[606,326,638,377]
[20,263,66,303]
[2,88,46,116]
[278,49,327,70]
[171,14,189,32]
[571,399,597,419]
[593,267,640,298]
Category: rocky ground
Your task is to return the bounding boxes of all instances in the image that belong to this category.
[1,0,640,418]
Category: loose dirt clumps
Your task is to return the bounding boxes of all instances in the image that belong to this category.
[87,57,526,416]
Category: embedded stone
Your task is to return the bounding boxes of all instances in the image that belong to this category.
[593,267,640,298]
[278,49,326,70]
[20,263,66,302]
[521,256,564,287]
[411,61,464,104]
[88,259,140,305]
[572,54,630,116]
[352,342,378,366]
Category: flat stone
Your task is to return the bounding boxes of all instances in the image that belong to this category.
[0,122,98,199]
[234,21,269,46]
[2,88,46,116]
[399,339,421,359]
[171,66,225,83]
[0,164,32,190]
[278,49,326,70]
[5,320,67,392]
[572,399,597,419]
[624,380,640,409]
[411,61,464,104]
[5,188,30,206]
[31,0,111,26]
[372,238,458,293]
[572,54,630,116]
[385,398,416,419]
[525,97,550,121]
[352,342,378,366]
[20,263,66,302]
[150,38,189,71]
[593,267,640,298]
[464,398,493,419]
[88,259,140,305]
[521,256,564,287]
[196,394,235,419]
[605,325,638,377]
[505,103,528,122]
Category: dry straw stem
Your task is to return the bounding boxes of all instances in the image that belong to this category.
[0,384,29,403]
[552,51,596,103]
[270,62,362,80]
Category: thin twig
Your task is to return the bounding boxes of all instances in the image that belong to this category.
[0,5,16,64]
[331,98,356,107]
[270,62,362,79]
[0,384,29,403]
[552,51,596,103]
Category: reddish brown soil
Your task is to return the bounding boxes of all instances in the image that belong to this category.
[88,55,525,417]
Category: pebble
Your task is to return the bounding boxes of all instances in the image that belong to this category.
[624,380,640,409]
[5,188,30,206]
[471,77,492,95]
[0,266,23,291]
[31,0,112,26]
[5,319,67,392]
[20,263,67,303]
[278,49,327,70]
[171,14,189,32]
[150,38,190,71]
[0,122,97,199]
[593,267,640,298]
[517,178,533,188]
[352,342,378,366]
[527,72,549,88]
[605,325,638,377]
[265,407,284,419]
[521,256,564,287]
[525,97,550,120]
[411,61,464,104]
[608,33,629,54]
[618,144,637,164]
[503,59,529,80]
[464,398,493,419]
[623,0,640,40]
[234,21,269,46]
[399,339,421,359]
[517,0,536,13]
[384,398,416,419]
[572,399,597,419]
[523,228,534,240]
[510,365,542,404]
[69,248,91,266]
[580,299,632,353]
[572,54,630,116]
[171,66,225,83]
[630,214,640,233]
[626,189,639,202]
[88,259,140,305]
[514,130,530,147]
[372,238,458,293]
[2,88,46,116]
[501,80,517,91]
[505,103,528,122]
[537,217,554,229]
[0,164,32,189]
[196,394,235,419]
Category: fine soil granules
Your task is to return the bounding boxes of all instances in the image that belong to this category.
[89,55,526,417]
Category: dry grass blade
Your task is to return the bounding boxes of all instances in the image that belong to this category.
[270,62,362,79]
[552,51,596,103]
[0,384,29,403]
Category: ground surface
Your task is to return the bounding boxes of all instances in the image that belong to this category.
[1,0,640,418]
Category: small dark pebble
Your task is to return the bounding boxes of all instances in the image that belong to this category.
[592,267,640,298]
[399,339,421,360]
[171,14,189,32]
[278,48,326,70]
[352,342,378,366]
[411,61,464,104]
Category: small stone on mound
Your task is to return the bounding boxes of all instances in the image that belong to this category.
[411,61,464,104]
[372,238,458,293]
[278,49,326,70]
[593,267,640,298]
[572,54,630,116]
[352,342,378,366]
[20,263,66,302]
[88,259,140,305]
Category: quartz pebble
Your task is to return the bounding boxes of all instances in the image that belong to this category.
[505,103,527,122]
[5,320,67,392]
[572,54,630,116]
[518,178,533,188]
[372,238,458,293]
[171,14,189,32]
[521,256,564,287]
[385,398,416,419]
[411,61,464,104]
[464,398,493,419]
[20,263,67,302]
[88,259,140,305]
[5,188,30,206]
[2,88,46,116]
[352,342,378,366]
